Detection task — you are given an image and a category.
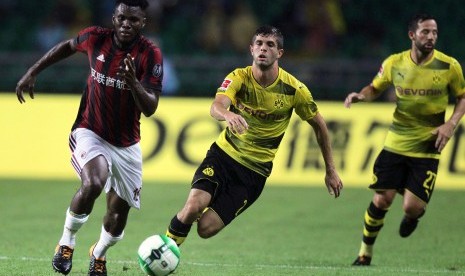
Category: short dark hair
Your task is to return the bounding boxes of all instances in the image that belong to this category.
[408,13,436,32]
[252,25,284,49]
[115,0,149,10]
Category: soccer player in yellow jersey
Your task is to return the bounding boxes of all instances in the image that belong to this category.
[345,14,465,266]
[165,25,343,248]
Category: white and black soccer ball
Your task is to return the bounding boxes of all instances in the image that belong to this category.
[137,235,180,276]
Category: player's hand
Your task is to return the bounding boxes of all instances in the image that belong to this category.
[117,53,136,85]
[224,112,248,134]
[432,121,455,152]
[325,169,343,198]
[344,92,365,108]
[15,73,36,103]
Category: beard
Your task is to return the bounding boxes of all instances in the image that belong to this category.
[415,40,435,55]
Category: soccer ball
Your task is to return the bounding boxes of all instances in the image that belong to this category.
[137,235,181,276]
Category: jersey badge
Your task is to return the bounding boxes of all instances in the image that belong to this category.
[274,98,285,109]
[219,79,232,91]
[79,150,87,159]
[153,64,163,78]
[202,166,214,177]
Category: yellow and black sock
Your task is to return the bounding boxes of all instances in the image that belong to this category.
[358,201,388,257]
[166,215,192,247]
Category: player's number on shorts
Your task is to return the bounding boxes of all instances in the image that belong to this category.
[423,171,436,199]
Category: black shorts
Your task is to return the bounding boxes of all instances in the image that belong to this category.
[370,149,439,203]
[191,143,267,226]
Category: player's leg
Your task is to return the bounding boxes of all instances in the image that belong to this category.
[399,190,426,237]
[399,156,438,238]
[353,190,396,265]
[197,208,225,238]
[166,143,222,246]
[87,140,141,275]
[353,150,407,266]
[53,155,109,275]
[89,189,130,275]
[166,186,213,246]
[64,155,109,244]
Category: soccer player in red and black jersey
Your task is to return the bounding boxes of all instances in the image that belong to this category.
[15,1,161,275]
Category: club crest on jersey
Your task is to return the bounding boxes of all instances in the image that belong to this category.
[274,99,284,109]
[219,79,232,91]
[153,64,162,77]
[202,166,214,177]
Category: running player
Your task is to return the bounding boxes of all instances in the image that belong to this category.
[345,14,465,266]
[15,0,162,275]
[165,25,343,248]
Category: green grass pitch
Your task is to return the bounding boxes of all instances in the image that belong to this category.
[1,179,464,275]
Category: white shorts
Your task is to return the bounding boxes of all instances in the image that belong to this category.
[69,128,142,209]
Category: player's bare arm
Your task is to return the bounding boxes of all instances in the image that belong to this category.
[432,94,465,152]
[16,39,77,103]
[210,94,249,134]
[307,112,343,198]
[344,84,382,108]
[118,53,159,117]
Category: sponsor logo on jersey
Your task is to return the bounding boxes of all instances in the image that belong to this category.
[395,86,442,96]
[91,67,128,90]
[237,101,285,120]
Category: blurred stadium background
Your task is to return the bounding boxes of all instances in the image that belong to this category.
[2,0,465,100]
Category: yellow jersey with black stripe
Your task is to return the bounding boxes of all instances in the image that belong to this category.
[215,66,318,177]
[372,50,465,159]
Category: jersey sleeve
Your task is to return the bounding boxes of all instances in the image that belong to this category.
[449,59,465,97]
[139,45,163,93]
[73,26,99,53]
[371,56,393,92]
[216,69,243,105]
[294,82,319,121]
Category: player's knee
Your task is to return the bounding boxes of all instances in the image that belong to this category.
[182,201,206,219]
[196,211,224,239]
[373,192,395,208]
[197,223,221,239]
[403,203,425,218]
[79,177,106,201]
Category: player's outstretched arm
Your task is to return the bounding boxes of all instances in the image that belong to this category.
[307,113,343,198]
[344,84,382,108]
[16,39,77,103]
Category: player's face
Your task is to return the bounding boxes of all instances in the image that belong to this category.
[250,35,283,70]
[112,4,146,47]
[410,19,437,54]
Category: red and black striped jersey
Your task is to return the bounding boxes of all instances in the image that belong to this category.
[72,26,163,147]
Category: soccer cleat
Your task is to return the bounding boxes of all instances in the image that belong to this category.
[88,243,107,276]
[399,216,419,237]
[352,255,372,266]
[52,245,74,275]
